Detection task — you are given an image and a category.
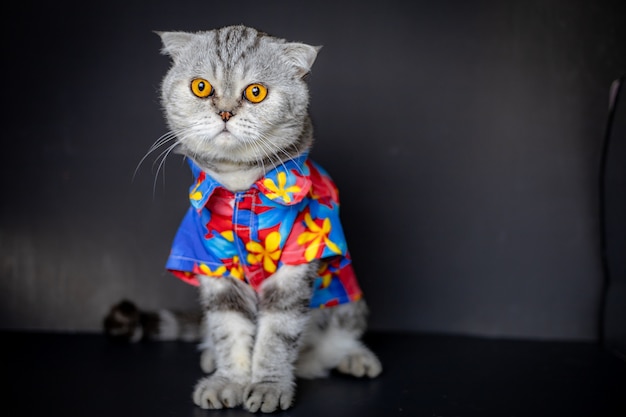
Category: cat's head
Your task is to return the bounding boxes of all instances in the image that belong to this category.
[158,26,320,171]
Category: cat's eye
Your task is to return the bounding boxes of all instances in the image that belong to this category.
[190,78,214,98]
[243,83,268,103]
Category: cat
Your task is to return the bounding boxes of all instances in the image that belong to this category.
[154,25,382,413]
[103,299,203,343]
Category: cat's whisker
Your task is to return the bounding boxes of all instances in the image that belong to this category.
[133,134,177,182]
[134,124,204,182]
[140,124,203,194]
[255,132,305,176]
[244,140,265,175]
[189,130,215,166]
[255,136,283,173]
[150,136,179,171]
[148,131,177,152]
[246,137,271,175]
[152,141,180,197]
[245,140,269,174]
[254,117,307,176]
[276,144,304,173]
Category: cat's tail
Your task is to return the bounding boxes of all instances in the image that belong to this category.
[103,299,203,343]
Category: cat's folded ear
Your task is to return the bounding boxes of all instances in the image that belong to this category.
[283,43,322,78]
[155,31,194,59]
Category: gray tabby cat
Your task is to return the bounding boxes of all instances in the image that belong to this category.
[156,25,381,413]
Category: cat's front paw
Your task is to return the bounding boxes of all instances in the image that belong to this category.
[243,381,295,413]
[193,375,245,409]
[337,346,382,378]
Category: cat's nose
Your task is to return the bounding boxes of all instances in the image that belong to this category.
[218,110,234,122]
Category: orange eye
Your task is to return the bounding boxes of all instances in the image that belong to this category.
[190,78,213,98]
[243,83,268,103]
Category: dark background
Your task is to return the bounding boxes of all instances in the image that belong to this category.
[1,0,624,343]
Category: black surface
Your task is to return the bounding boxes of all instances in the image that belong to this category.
[4,332,625,417]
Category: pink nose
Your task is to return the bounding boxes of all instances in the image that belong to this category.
[219,111,233,122]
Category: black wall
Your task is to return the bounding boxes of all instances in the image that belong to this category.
[2,0,625,340]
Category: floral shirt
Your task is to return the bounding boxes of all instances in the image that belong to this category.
[166,153,362,308]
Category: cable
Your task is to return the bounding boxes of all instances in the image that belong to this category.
[597,74,624,345]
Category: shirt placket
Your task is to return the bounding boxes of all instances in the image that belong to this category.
[233,191,263,285]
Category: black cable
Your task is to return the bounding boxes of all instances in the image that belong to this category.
[597,74,624,346]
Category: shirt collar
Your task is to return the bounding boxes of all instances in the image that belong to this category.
[187,152,312,209]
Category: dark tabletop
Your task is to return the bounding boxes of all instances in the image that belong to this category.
[4,331,625,417]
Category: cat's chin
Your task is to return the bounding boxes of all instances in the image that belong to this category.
[185,131,248,159]
[213,131,240,147]
[180,137,264,172]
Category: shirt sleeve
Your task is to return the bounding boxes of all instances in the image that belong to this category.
[166,207,227,286]
[280,161,349,264]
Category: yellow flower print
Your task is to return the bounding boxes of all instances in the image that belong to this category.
[221,230,235,242]
[218,231,245,281]
[189,181,203,202]
[199,263,227,277]
[229,256,245,281]
[317,262,332,288]
[263,172,301,203]
[297,213,342,262]
[246,231,282,273]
